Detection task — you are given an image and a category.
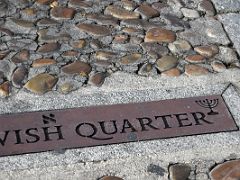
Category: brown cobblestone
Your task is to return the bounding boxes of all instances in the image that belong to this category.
[0,81,10,97]
[51,7,76,20]
[24,73,58,94]
[105,5,140,19]
[77,24,111,36]
[62,61,92,75]
[210,160,240,180]
[185,64,209,76]
[37,43,60,53]
[145,28,176,43]
[32,58,56,68]
[135,3,159,19]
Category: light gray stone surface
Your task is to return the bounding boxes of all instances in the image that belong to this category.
[211,0,240,13]
[218,13,240,56]
[178,17,230,46]
[181,8,200,18]
[0,69,240,179]
[215,46,239,64]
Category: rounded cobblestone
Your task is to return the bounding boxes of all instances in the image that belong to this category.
[0,0,238,95]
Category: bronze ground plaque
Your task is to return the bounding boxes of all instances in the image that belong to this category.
[0,95,238,157]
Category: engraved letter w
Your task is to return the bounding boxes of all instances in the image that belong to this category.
[0,131,9,146]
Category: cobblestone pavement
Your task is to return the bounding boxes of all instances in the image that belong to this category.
[0,0,240,96]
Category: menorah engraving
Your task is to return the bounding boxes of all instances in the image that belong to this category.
[195,99,219,115]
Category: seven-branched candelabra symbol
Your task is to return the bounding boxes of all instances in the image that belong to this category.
[195,99,219,115]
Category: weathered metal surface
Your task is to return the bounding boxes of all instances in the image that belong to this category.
[0,95,238,157]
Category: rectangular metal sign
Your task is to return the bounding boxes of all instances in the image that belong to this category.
[0,95,238,157]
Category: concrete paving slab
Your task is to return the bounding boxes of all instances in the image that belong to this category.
[0,69,239,179]
[218,13,240,56]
